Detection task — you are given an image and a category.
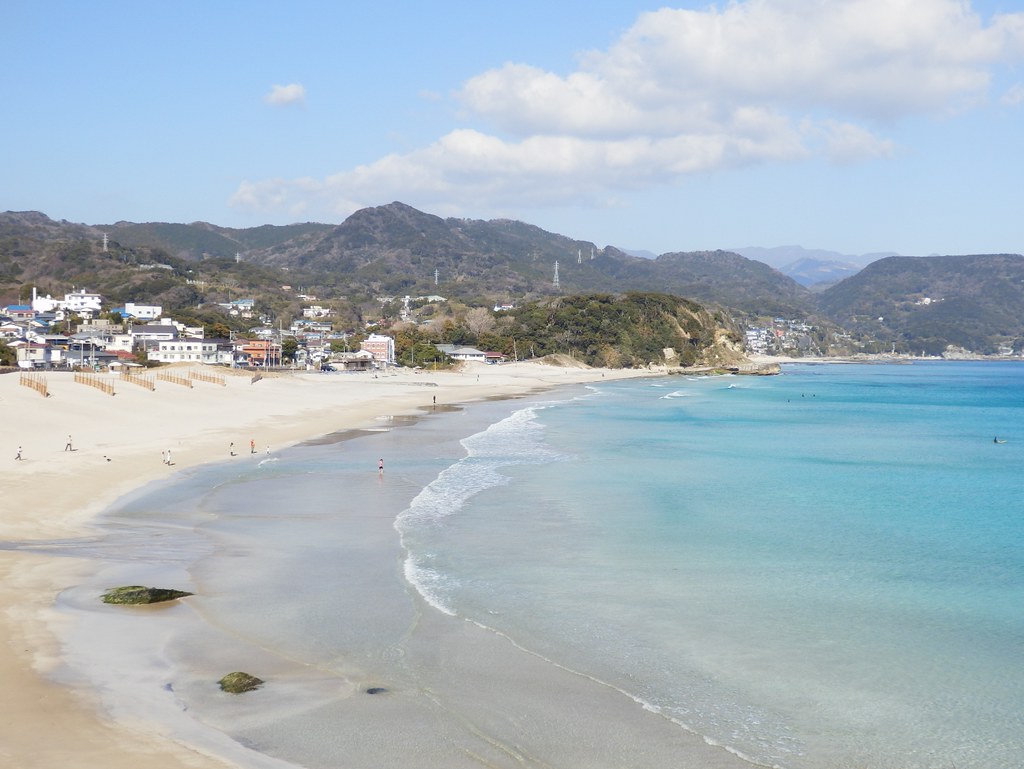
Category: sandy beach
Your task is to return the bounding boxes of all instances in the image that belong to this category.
[0,360,658,769]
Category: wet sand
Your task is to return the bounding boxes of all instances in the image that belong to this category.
[2,361,694,769]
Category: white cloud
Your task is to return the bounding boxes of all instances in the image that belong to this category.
[1002,83,1024,106]
[264,83,306,107]
[232,124,809,220]
[234,1,1024,220]
[461,0,1023,130]
[815,120,896,164]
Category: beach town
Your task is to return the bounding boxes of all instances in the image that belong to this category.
[3,287,459,372]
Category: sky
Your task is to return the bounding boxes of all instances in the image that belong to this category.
[3,0,1024,257]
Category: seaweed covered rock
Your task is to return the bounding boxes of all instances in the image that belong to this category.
[218,672,264,694]
[101,586,193,605]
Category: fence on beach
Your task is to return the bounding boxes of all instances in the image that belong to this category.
[156,371,193,389]
[189,369,226,386]
[120,370,156,391]
[19,372,49,397]
[74,371,115,396]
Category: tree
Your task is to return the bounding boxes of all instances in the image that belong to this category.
[281,337,299,362]
[465,307,496,335]
[100,310,123,325]
[0,341,15,366]
[393,326,420,365]
[207,322,233,340]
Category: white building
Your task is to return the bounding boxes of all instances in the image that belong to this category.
[219,299,255,318]
[63,288,104,316]
[123,302,163,320]
[106,333,137,353]
[435,344,488,363]
[0,321,23,340]
[29,288,60,314]
[129,324,179,352]
[744,328,770,355]
[149,338,233,365]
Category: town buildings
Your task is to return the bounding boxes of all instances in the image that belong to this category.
[0,288,290,370]
[359,333,395,367]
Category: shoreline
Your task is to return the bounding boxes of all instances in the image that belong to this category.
[0,361,660,769]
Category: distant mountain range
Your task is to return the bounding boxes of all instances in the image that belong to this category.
[2,204,1023,356]
[628,244,894,288]
[730,246,899,288]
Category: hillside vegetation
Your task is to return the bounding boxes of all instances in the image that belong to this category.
[238,202,816,318]
[817,254,1024,354]
[499,293,744,368]
[3,205,1024,358]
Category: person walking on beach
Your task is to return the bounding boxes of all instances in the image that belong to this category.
[15,446,23,461]
[378,457,384,474]
[65,434,73,451]
[250,438,256,454]
[230,442,236,457]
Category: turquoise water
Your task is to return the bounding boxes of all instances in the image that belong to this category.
[399,362,1024,768]
[48,362,1024,769]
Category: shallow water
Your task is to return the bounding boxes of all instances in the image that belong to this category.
[399,362,1024,768]
[39,363,1024,768]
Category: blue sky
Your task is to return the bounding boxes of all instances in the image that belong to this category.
[3,0,1023,257]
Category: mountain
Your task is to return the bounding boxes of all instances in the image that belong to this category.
[0,209,754,369]
[731,245,891,270]
[731,245,898,288]
[643,250,812,317]
[775,257,864,289]
[621,248,658,260]
[7,206,1024,358]
[240,202,816,317]
[100,220,335,260]
[0,206,814,321]
[0,211,298,314]
[817,254,1024,355]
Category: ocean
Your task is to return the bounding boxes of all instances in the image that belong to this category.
[46,362,1024,769]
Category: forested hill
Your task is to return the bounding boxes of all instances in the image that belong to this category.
[102,220,335,259]
[4,206,1024,356]
[239,202,815,318]
[1,204,815,319]
[817,254,1024,355]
